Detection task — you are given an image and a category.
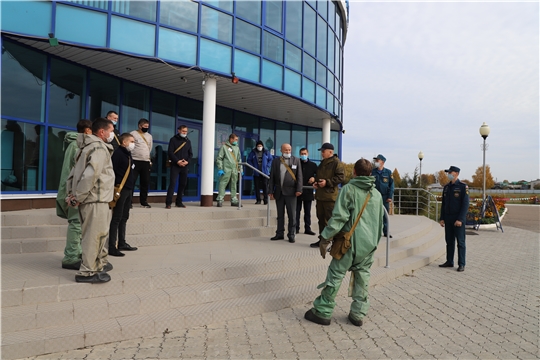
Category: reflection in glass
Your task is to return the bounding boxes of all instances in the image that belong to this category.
[151,142,169,190]
[307,128,322,161]
[205,0,233,12]
[200,39,232,74]
[328,1,336,29]
[65,0,108,10]
[327,92,334,114]
[317,62,326,87]
[48,58,86,128]
[285,0,302,45]
[112,0,156,21]
[303,54,315,79]
[316,84,326,107]
[317,15,327,63]
[284,69,301,97]
[1,42,46,122]
[151,90,176,142]
[285,43,301,72]
[236,0,261,24]
[235,20,260,53]
[260,118,275,155]
[317,0,327,20]
[160,0,198,33]
[46,126,68,190]
[335,37,341,80]
[234,112,259,134]
[1,120,43,192]
[302,77,315,103]
[234,50,260,82]
[328,32,335,73]
[291,124,306,156]
[201,5,232,43]
[265,0,282,32]
[303,5,316,55]
[263,31,283,63]
[178,97,203,123]
[275,122,290,150]
[122,82,149,132]
[331,131,339,156]
[89,72,120,123]
[261,60,283,90]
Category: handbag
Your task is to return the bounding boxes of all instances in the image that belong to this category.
[329,193,371,260]
[109,159,131,209]
[166,142,187,168]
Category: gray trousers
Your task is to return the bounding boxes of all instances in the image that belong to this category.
[275,194,297,237]
[77,202,111,276]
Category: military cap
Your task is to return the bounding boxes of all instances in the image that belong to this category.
[373,154,386,162]
[444,166,460,173]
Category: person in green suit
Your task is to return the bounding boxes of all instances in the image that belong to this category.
[56,119,92,270]
[305,158,384,327]
[216,133,241,207]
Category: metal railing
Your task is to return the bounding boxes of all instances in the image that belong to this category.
[238,162,271,227]
[393,188,440,221]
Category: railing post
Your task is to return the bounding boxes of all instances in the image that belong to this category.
[238,167,242,210]
[416,191,419,216]
[384,205,390,268]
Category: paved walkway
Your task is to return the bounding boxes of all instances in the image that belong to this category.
[20,223,539,360]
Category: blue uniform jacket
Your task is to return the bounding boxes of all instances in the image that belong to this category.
[371,167,394,200]
[247,149,273,176]
[440,179,470,223]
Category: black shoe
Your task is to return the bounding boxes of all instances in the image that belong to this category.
[457,266,465,272]
[439,262,454,268]
[118,243,137,251]
[231,203,243,207]
[263,200,268,205]
[75,272,111,283]
[176,203,186,208]
[165,205,171,209]
[304,309,330,326]
[62,261,81,270]
[348,314,363,327]
[383,234,393,238]
[296,228,300,233]
[255,201,261,204]
[217,201,222,207]
[288,236,295,243]
[310,241,321,248]
[101,263,113,272]
[271,235,284,241]
[141,203,151,208]
[109,249,125,257]
[305,230,316,236]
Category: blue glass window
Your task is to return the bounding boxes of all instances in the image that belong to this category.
[263,31,283,63]
[306,0,316,10]
[65,1,108,10]
[317,0,327,20]
[316,85,325,107]
[110,16,156,56]
[200,39,232,74]
[265,1,282,32]
[234,50,260,82]
[158,27,197,65]
[151,90,176,143]
[316,15,327,63]
[327,72,334,93]
[201,5,232,43]
[261,60,283,90]
[88,72,120,122]
[276,122,291,149]
[285,0,302,46]
[303,54,315,79]
[236,0,261,25]
[112,1,156,22]
[327,92,334,114]
[316,62,326,87]
[205,0,233,13]
[56,4,107,47]
[291,124,306,156]
[335,39,340,80]
[328,1,336,29]
[122,82,149,132]
[235,20,260,53]
[49,58,86,127]
[303,4,316,55]
[336,10,341,38]
[1,42,46,122]
[307,127,321,160]
[284,69,301,97]
[302,77,315,103]
[160,0,198,33]
[327,31,335,73]
[1,1,51,37]
[285,43,301,72]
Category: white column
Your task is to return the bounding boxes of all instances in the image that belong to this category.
[200,77,217,207]
[322,118,331,144]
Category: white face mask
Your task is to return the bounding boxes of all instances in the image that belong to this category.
[447,174,455,181]
[282,153,291,159]
[374,161,381,168]
[257,146,263,151]
[180,133,187,138]
[126,143,135,152]
[106,132,115,143]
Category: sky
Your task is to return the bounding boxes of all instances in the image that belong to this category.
[341,1,539,183]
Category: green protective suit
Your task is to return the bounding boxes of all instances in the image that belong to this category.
[55,132,82,266]
[216,141,241,203]
[311,176,384,322]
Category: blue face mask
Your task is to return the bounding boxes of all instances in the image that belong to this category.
[447,174,454,181]
[232,141,238,146]
[300,155,308,161]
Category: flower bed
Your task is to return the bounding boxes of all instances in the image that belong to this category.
[466,197,506,225]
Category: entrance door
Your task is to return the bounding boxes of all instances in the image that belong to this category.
[181,121,201,201]
[234,131,259,198]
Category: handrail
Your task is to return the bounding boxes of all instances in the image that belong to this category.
[393,188,440,221]
[238,162,270,227]
[383,205,390,268]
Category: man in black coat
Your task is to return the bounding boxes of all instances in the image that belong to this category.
[296,147,318,235]
[166,125,193,208]
[268,143,303,243]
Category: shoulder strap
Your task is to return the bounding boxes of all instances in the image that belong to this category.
[280,157,297,182]
[346,193,371,237]
[137,130,150,148]
[114,133,120,146]
[116,158,131,192]
[174,142,186,154]
[225,144,239,169]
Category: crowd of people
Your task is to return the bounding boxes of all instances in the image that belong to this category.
[55,117,468,328]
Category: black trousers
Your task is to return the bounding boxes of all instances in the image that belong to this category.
[275,194,297,237]
[166,165,188,205]
[132,160,151,205]
[316,200,335,235]
[254,176,268,202]
[296,198,313,232]
[108,188,132,251]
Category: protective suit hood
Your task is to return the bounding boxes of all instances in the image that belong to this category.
[348,176,376,191]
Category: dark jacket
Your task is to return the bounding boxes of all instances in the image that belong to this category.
[268,156,303,200]
[440,179,470,223]
[247,148,273,176]
[371,167,394,200]
[168,134,193,167]
[111,145,135,191]
[111,128,121,151]
[315,155,345,202]
[300,159,318,200]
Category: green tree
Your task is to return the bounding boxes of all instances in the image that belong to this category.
[392,168,401,184]
[471,165,495,189]
[437,170,450,186]
[342,162,355,184]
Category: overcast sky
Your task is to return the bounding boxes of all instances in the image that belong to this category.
[341,1,539,183]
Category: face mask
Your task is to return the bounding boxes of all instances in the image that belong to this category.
[447,174,454,181]
[232,141,238,146]
[374,161,381,168]
[112,121,118,127]
[180,133,187,138]
[282,153,291,159]
[300,155,308,161]
[257,146,263,151]
[126,143,135,152]
[141,127,149,133]
[106,132,115,143]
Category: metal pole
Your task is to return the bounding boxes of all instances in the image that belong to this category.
[482,137,487,208]
[416,191,419,216]
[419,159,422,187]
[384,205,390,268]
[238,168,242,210]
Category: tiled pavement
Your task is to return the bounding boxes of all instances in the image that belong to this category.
[20,225,539,359]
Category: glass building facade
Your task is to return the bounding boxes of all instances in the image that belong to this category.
[1,0,347,200]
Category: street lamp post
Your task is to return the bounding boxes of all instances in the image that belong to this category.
[479,122,490,208]
[418,151,424,187]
